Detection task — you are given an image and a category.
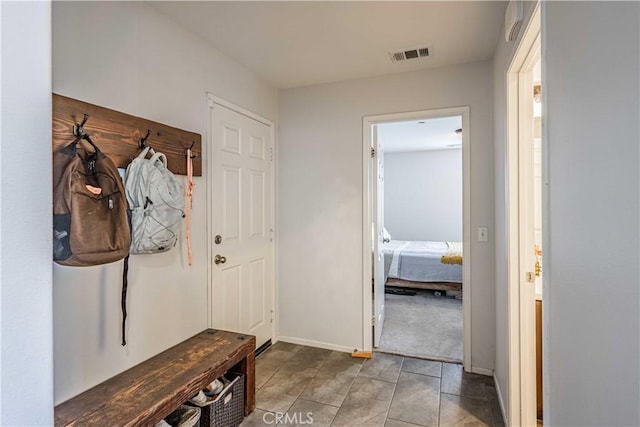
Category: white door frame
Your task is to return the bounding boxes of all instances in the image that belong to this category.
[362,106,471,371]
[505,3,542,426]
[372,125,385,348]
[205,93,277,345]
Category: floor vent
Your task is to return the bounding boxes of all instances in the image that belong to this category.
[255,339,272,357]
[389,46,431,63]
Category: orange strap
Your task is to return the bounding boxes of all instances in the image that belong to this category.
[186,148,195,266]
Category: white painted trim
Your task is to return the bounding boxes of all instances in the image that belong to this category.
[271,111,279,346]
[362,106,471,371]
[494,372,508,426]
[461,108,471,373]
[505,4,541,426]
[277,336,355,354]
[518,35,540,427]
[205,93,277,344]
[205,93,213,329]
[471,367,494,377]
[540,2,551,422]
[209,95,274,127]
[362,118,372,353]
[505,70,521,427]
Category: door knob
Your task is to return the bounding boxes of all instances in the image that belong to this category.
[214,255,227,265]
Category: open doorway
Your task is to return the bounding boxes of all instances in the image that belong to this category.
[506,3,543,425]
[377,117,463,362]
[363,107,471,370]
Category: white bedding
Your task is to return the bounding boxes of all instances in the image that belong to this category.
[382,240,463,283]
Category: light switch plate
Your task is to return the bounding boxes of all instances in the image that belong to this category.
[478,227,488,242]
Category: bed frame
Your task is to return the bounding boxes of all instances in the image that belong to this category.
[385,278,462,298]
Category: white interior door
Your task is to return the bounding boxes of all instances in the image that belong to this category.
[211,102,273,349]
[373,125,385,347]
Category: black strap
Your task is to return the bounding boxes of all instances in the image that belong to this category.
[60,134,105,159]
[121,254,129,346]
[82,134,105,157]
[60,136,83,155]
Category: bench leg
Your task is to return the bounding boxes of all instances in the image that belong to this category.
[239,351,255,416]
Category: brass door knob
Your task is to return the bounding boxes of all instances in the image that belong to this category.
[214,255,227,265]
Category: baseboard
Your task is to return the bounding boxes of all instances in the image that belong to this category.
[471,366,494,376]
[493,372,508,426]
[376,348,462,365]
[277,336,354,353]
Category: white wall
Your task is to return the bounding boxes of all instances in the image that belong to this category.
[494,2,640,425]
[543,2,639,425]
[278,61,495,371]
[492,0,538,417]
[52,1,277,404]
[0,1,54,424]
[384,149,462,242]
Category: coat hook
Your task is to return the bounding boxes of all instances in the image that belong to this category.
[186,141,198,159]
[139,129,151,149]
[73,113,90,137]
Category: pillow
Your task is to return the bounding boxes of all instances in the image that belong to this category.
[383,227,391,243]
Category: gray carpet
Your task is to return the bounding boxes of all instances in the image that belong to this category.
[378,289,463,362]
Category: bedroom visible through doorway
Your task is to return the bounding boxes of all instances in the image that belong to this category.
[362,106,472,372]
[377,116,463,362]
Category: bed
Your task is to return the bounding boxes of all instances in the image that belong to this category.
[382,240,463,295]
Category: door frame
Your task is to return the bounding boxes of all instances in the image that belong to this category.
[205,93,277,345]
[362,106,471,371]
[505,3,543,425]
[372,125,385,348]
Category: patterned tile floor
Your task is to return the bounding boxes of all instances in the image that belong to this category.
[240,342,505,427]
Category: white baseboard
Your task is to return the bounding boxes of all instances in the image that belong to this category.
[471,366,494,376]
[493,372,508,426]
[277,336,354,353]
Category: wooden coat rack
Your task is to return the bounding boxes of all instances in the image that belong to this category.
[52,94,202,176]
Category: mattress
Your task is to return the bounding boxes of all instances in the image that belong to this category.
[382,240,463,283]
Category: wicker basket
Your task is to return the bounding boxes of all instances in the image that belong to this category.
[198,373,245,427]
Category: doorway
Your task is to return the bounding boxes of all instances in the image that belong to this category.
[506,3,543,426]
[362,107,471,371]
[377,117,464,362]
[206,94,276,350]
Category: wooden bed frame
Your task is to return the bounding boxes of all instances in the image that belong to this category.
[385,278,462,298]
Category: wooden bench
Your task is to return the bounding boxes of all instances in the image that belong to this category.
[55,329,256,426]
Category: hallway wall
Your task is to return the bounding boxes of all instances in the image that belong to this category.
[0,1,54,424]
[278,60,495,372]
[52,1,277,404]
[494,2,640,425]
[543,2,639,425]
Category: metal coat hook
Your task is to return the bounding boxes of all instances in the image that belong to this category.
[139,129,151,149]
[186,141,198,159]
[73,113,90,137]
[70,113,100,152]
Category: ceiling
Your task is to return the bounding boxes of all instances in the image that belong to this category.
[378,116,462,153]
[152,1,507,89]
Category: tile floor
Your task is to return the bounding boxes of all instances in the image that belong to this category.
[240,342,505,427]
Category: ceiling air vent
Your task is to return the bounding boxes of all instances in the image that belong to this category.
[392,52,405,62]
[389,46,431,63]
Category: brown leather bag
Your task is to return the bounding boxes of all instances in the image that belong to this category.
[53,135,131,266]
